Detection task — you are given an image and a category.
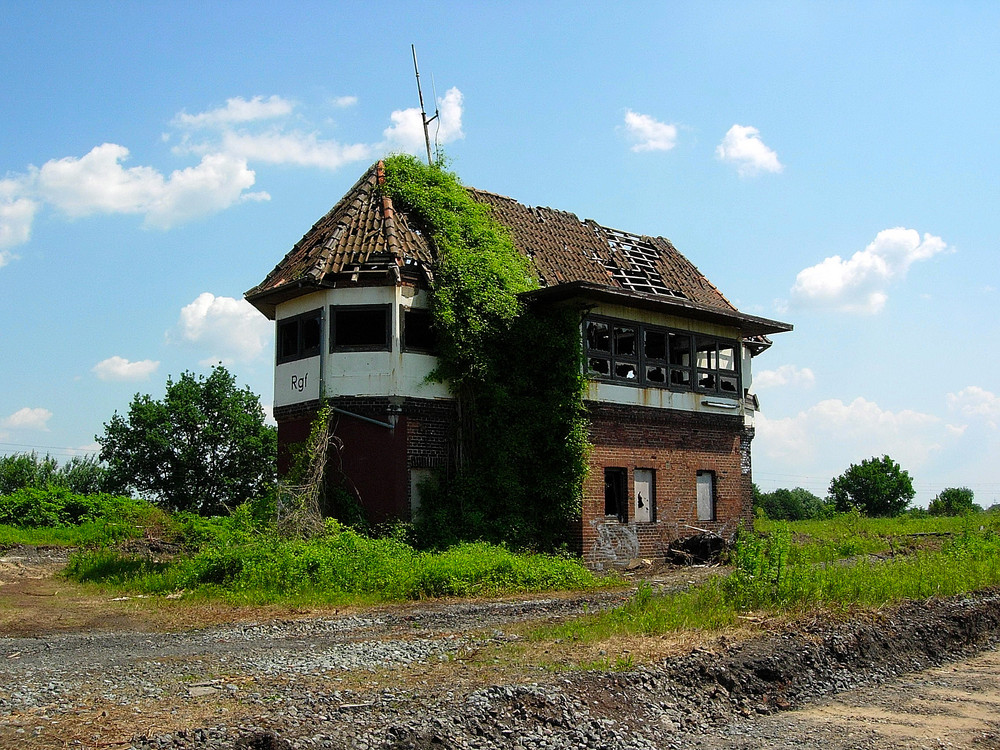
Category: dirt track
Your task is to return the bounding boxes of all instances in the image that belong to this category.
[3,547,1000,749]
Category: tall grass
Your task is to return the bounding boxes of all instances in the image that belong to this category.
[64,518,610,603]
[541,515,1000,645]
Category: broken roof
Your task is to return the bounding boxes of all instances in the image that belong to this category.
[245,161,791,337]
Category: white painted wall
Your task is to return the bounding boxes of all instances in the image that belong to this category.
[273,286,451,409]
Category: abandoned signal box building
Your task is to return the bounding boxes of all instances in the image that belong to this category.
[245,162,791,567]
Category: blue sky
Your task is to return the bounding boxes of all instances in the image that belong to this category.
[2,1,998,508]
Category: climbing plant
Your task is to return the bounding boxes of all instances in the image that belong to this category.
[381,155,589,550]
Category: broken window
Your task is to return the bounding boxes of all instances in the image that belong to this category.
[583,315,739,396]
[276,308,322,364]
[634,468,654,523]
[696,470,716,521]
[330,305,391,351]
[402,308,435,352]
[695,337,739,395]
[604,467,627,523]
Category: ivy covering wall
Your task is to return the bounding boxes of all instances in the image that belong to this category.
[381,155,589,551]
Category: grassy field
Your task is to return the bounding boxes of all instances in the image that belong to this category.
[537,511,1000,652]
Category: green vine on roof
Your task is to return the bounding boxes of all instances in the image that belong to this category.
[381,154,588,551]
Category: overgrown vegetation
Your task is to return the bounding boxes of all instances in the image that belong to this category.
[380,155,589,550]
[753,484,828,521]
[0,451,122,495]
[0,486,164,547]
[539,511,1000,648]
[64,513,608,603]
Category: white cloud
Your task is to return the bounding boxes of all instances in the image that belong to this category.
[1,407,53,431]
[0,178,38,250]
[172,95,294,129]
[789,227,950,313]
[29,144,263,229]
[219,131,372,170]
[756,396,951,471]
[753,364,815,390]
[92,356,160,382]
[716,124,783,176]
[623,110,678,152]
[333,96,358,108]
[383,87,464,153]
[170,292,272,365]
[948,386,1000,429]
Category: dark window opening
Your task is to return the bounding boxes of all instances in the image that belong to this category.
[402,308,435,352]
[276,309,322,364]
[604,467,628,523]
[331,305,391,351]
[586,320,611,352]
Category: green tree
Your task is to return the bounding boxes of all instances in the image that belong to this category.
[97,366,276,515]
[828,455,915,517]
[755,486,827,520]
[928,487,976,516]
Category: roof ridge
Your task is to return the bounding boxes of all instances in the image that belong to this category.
[376,160,403,266]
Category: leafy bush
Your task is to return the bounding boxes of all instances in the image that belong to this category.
[0,487,154,528]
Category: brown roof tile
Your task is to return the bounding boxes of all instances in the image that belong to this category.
[246,162,781,332]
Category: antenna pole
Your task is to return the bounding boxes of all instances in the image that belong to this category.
[412,44,434,166]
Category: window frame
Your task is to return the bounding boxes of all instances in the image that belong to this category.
[276,308,323,365]
[329,304,392,352]
[583,315,741,397]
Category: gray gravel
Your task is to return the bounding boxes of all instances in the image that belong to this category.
[4,588,1000,749]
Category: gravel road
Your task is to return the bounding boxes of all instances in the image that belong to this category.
[3,548,1000,750]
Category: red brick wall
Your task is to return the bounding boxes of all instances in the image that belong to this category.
[274,396,456,526]
[580,401,753,568]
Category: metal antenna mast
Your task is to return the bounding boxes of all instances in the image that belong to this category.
[411,44,438,166]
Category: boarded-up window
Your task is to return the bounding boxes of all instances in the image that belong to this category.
[696,471,716,521]
[634,468,654,523]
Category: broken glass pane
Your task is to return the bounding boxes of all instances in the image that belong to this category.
[614,326,637,357]
[586,320,611,352]
[670,368,691,387]
[644,329,666,360]
[615,362,637,379]
[588,357,611,376]
[696,339,718,369]
[646,366,666,383]
[669,334,691,366]
[720,376,738,393]
[718,345,736,371]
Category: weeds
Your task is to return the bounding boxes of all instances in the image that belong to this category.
[64,520,612,603]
